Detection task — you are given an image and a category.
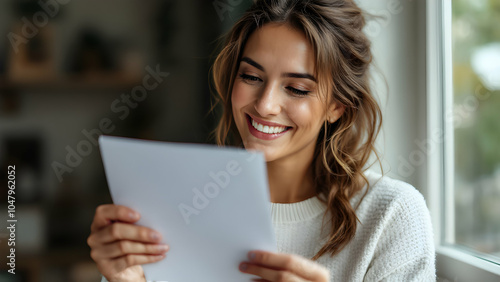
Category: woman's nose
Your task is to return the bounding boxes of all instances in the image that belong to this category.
[254,83,282,117]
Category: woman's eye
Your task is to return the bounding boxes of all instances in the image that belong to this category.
[239,74,262,83]
[286,86,310,96]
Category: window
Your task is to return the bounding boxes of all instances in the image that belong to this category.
[428,0,500,280]
[450,0,500,263]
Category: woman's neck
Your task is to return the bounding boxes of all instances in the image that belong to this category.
[266,152,317,204]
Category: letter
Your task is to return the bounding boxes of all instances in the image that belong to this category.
[462,95,478,113]
[204,182,220,198]
[99,118,115,134]
[7,32,28,54]
[178,203,199,225]
[142,74,158,90]
[8,269,15,274]
[192,188,209,210]
[65,145,82,167]
[414,138,434,155]
[226,160,242,175]
[76,140,93,157]
[33,11,49,27]
[453,110,463,128]
[213,0,234,21]
[475,84,491,101]
[21,17,38,38]
[377,10,392,27]
[398,155,415,178]
[387,0,403,15]
[7,251,15,258]
[111,99,129,120]
[81,128,102,146]
[145,64,169,83]
[8,240,15,246]
[120,93,138,109]
[52,161,73,182]
[209,170,230,188]
[38,0,60,17]
[7,224,15,229]
[409,150,425,166]
[445,111,460,128]
[364,20,381,37]
[246,153,257,162]
[240,149,257,162]
[131,86,147,102]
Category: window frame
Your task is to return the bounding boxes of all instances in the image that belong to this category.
[426,0,500,280]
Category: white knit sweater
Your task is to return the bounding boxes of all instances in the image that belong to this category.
[101,170,435,281]
[271,170,436,281]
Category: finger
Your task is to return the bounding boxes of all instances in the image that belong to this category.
[91,205,141,232]
[246,251,328,281]
[110,254,166,274]
[88,223,162,246]
[240,262,306,282]
[91,241,169,260]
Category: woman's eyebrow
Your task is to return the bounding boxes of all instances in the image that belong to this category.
[285,72,317,82]
[240,56,317,82]
[241,57,265,71]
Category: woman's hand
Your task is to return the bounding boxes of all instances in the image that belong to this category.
[87,204,169,282]
[239,250,330,282]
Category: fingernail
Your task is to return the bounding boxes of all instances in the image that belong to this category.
[158,244,169,251]
[150,232,160,240]
[129,212,138,219]
[240,263,248,271]
[248,252,256,260]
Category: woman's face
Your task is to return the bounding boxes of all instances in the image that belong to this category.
[231,23,342,163]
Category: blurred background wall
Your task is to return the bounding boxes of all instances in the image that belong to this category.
[0,0,426,281]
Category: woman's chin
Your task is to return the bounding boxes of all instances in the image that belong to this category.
[242,142,278,162]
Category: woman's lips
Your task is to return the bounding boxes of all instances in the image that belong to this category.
[248,114,290,128]
[245,114,292,140]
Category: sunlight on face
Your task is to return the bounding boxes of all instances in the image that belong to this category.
[231,23,333,164]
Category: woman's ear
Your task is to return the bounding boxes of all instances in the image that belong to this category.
[327,102,346,123]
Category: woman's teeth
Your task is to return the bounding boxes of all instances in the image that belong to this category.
[251,118,287,134]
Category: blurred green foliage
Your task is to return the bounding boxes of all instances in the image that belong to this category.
[453,0,500,179]
[452,0,500,257]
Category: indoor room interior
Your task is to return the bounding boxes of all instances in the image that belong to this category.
[0,0,498,281]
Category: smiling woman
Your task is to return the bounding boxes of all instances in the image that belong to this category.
[231,24,334,167]
[211,0,436,280]
[89,0,436,281]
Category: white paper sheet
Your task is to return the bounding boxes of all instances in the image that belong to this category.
[98,135,277,281]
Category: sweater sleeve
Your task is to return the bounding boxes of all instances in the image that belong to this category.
[378,255,436,281]
[364,183,436,282]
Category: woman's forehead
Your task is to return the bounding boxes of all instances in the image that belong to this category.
[241,23,316,75]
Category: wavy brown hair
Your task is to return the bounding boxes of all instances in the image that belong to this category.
[211,0,382,259]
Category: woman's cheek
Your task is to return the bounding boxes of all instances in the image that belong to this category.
[231,82,253,110]
[286,101,313,127]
